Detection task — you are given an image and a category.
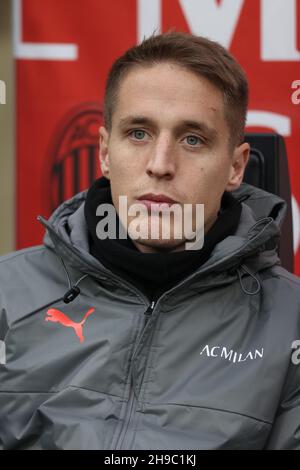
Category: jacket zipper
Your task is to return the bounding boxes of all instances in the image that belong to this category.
[144,300,155,324]
[114,300,156,450]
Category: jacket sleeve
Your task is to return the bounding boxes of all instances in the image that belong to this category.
[264,349,300,449]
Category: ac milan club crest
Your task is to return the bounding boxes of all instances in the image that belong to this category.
[45,103,103,212]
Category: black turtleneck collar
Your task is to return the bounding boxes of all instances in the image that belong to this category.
[84,177,242,301]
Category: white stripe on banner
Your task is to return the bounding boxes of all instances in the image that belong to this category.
[246,111,291,136]
[0,340,6,365]
[261,0,300,61]
[292,196,300,254]
[179,0,244,48]
[137,0,161,43]
[12,0,78,60]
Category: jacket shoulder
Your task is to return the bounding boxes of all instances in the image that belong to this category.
[0,245,66,326]
[260,265,300,326]
[0,245,55,284]
[0,245,45,265]
[268,265,300,288]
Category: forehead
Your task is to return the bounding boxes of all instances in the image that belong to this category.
[113,63,226,130]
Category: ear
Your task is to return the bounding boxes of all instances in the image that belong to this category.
[226,142,250,192]
[99,126,110,179]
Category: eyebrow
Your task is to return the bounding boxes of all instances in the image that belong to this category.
[118,115,218,141]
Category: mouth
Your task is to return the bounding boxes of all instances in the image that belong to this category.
[137,193,178,208]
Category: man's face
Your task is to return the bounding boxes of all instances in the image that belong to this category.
[99,62,249,253]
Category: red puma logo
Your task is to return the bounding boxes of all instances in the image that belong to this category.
[45,307,95,343]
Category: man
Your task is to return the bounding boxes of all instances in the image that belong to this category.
[0,31,300,450]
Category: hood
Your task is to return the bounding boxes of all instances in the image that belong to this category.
[38,181,287,296]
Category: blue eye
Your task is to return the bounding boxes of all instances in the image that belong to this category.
[132,130,146,140]
[185,135,201,146]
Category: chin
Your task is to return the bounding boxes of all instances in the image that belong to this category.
[127,215,188,252]
[132,237,186,253]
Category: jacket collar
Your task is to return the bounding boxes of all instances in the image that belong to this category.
[38,182,286,294]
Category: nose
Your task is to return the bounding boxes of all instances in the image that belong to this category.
[146,132,176,180]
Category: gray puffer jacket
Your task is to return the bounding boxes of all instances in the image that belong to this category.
[0,182,300,450]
